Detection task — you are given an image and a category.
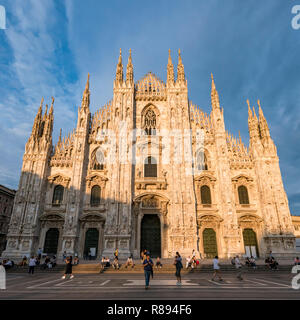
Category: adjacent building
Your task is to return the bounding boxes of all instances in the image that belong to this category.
[0,184,16,255]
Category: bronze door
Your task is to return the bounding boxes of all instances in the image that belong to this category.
[141,214,161,258]
[84,228,99,259]
[243,228,259,257]
[203,228,218,258]
[44,228,59,255]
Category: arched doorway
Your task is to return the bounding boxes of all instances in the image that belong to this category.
[243,228,259,258]
[84,228,99,260]
[44,228,59,255]
[141,214,161,257]
[203,228,218,258]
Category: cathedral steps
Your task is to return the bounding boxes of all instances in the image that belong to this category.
[72,264,102,274]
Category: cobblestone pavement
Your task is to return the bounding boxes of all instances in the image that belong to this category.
[0,271,299,300]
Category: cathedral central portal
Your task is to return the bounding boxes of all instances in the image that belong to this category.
[140,214,161,258]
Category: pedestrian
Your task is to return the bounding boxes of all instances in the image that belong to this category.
[174,252,183,286]
[234,255,243,280]
[294,257,300,265]
[62,256,74,280]
[143,252,153,290]
[211,255,223,281]
[28,256,36,275]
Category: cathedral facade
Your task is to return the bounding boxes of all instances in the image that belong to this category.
[2,49,296,260]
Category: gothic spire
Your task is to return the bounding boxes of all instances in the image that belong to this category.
[176,49,185,83]
[81,73,90,110]
[167,49,174,85]
[116,48,123,83]
[247,99,260,141]
[126,48,133,85]
[49,97,54,116]
[247,99,252,119]
[257,99,270,138]
[31,98,44,137]
[211,73,220,110]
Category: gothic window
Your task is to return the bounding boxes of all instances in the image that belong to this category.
[90,185,101,207]
[144,109,156,135]
[52,185,64,206]
[196,150,208,171]
[238,185,249,204]
[144,156,157,177]
[201,185,212,204]
[91,148,104,170]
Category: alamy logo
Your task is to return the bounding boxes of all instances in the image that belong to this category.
[0,5,5,30]
[292,5,300,30]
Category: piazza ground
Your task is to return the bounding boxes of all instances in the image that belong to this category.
[1,270,299,300]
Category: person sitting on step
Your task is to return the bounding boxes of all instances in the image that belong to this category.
[112,257,119,270]
[156,257,163,269]
[125,255,135,268]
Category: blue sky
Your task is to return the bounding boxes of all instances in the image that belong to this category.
[0,0,299,214]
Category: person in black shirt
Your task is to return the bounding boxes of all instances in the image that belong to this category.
[62,256,74,280]
[143,252,153,289]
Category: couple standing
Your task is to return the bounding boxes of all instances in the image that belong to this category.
[143,251,183,289]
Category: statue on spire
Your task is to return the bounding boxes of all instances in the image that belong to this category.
[167,49,174,85]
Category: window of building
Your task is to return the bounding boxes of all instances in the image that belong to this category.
[238,185,249,204]
[196,150,208,171]
[90,185,101,207]
[144,156,157,177]
[91,148,104,170]
[144,109,156,135]
[52,185,64,206]
[201,185,212,204]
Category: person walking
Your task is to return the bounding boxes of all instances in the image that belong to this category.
[234,255,243,280]
[28,256,36,275]
[174,252,183,286]
[143,252,153,290]
[62,256,74,280]
[211,256,223,282]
